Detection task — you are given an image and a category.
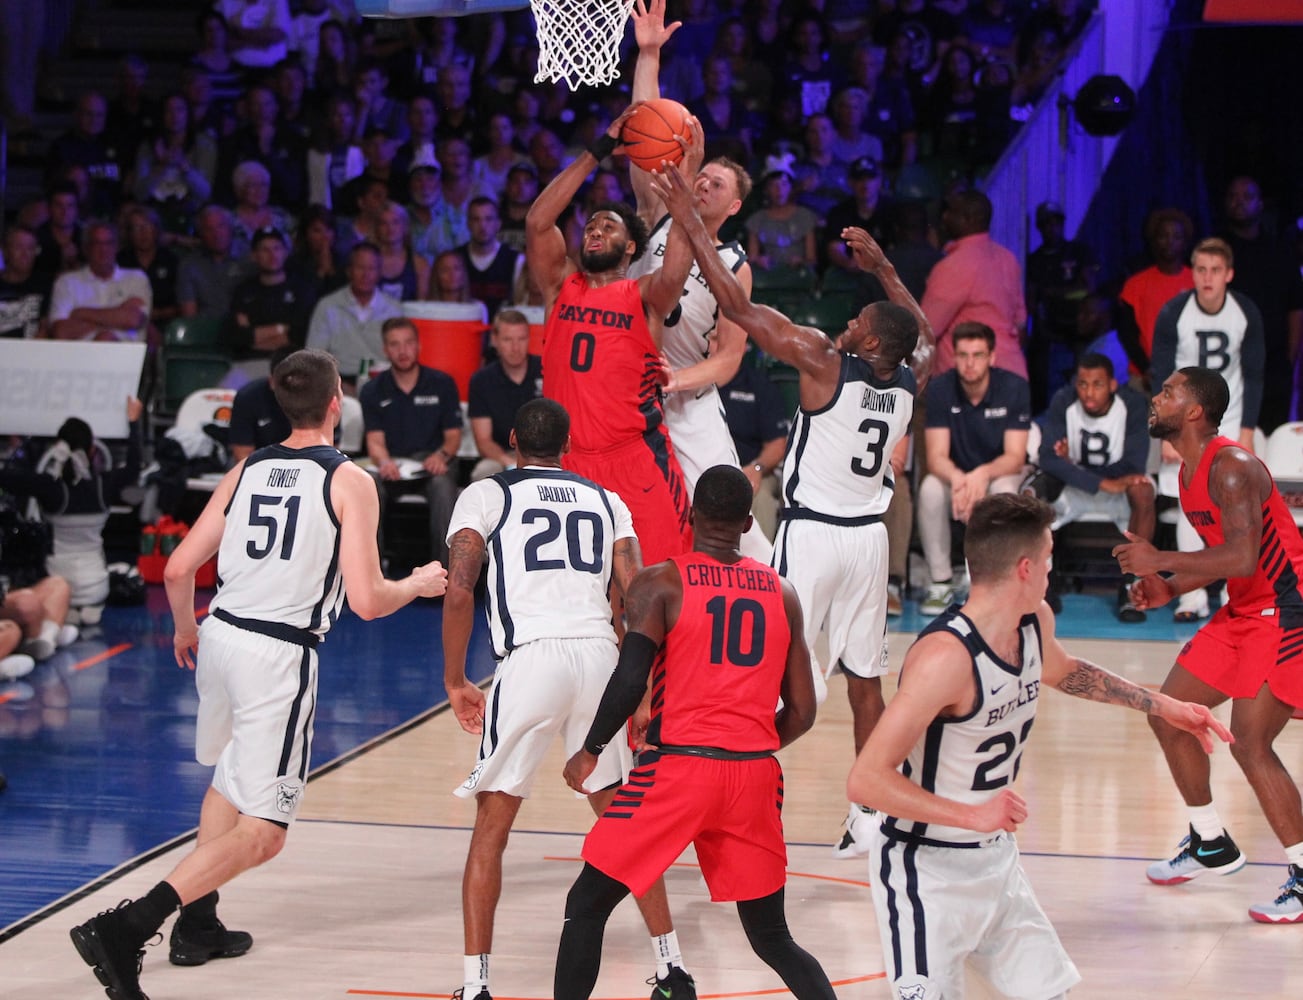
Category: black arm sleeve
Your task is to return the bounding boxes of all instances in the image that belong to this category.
[582,631,659,756]
[103,420,143,502]
[0,466,64,510]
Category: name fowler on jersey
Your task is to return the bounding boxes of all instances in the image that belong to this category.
[267,467,300,488]
[861,388,899,414]
[683,561,780,592]
[986,678,1040,725]
[553,303,635,329]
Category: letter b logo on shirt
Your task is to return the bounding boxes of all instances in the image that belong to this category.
[1195,329,1231,373]
[1078,429,1111,468]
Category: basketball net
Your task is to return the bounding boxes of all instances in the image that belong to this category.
[531,0,634,89]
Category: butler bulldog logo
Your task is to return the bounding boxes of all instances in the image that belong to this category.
[276,781,303,814]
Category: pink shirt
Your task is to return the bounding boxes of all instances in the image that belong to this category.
[922,232,1028,378]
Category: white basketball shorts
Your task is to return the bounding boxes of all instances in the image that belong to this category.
[195,615,318,824]
[454,635,631,799]
[772,518,890,700]
[870,827,1081,1000]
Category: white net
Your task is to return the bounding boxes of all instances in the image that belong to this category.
[531,0,634,90]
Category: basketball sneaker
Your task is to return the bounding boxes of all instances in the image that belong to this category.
[69,900,154,1000]
[832,803,877,859]
[1146,826,1246,885]
[920,583,956,617]
[451,990,492,1000]
[1248,865,1303,924]
[649,965,696,999]
[168,891,253,965]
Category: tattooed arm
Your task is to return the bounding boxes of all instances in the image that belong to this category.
[1035,603,1233,753]
[442,526,488,734]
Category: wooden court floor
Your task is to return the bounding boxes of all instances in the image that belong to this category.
[5,630,1303,999]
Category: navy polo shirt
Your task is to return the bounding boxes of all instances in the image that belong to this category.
[360,365,462,458]
[720,365,791,466]
[229,378,292,450]
[925,368,1031,472]
[467,355,543,452]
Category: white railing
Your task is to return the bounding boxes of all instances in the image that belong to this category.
[984,1,1174,262]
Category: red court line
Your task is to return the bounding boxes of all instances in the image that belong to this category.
[72,643,133,672]
[347,974,885,998]
[543,856,872,890]
[346,855,882,997]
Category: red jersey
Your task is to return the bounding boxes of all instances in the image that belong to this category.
[647,554,792,752]
[1120,265,1193,361]
[1179,436,1303,622]
[542,273,664,453]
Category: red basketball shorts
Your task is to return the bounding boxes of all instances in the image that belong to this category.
[1177,606,1303,707]
[582,752,788,902]
[564,430,691,566]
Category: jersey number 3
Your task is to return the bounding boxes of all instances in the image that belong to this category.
[246,494,301,561]
[851,417,890,479]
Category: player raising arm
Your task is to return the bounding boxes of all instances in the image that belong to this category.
[848,493,1230,1000]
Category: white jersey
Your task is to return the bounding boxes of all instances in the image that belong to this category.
[447,466,636,657]
[1169,292,1251,434]
[1064,395,1129,468]
[883,607,1043,846]
[782,355,916,523]
[211,444,349,640]
[629,213,748,373]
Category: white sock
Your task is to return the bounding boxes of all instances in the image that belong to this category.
[651,930,683,980]
[39,619,59,645]
[1285,841,1303,868]
[463,954,488,994]
[1189,803,1224,840]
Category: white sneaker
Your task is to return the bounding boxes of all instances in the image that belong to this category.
[832,804,877,859]
[1249,865,1303,923]
[56,624,79,648]
[920,582,956,616]
[1146,826,1246,885]
[1174,589,1210,622]
[886,582,903,618]
[0,654,36,681]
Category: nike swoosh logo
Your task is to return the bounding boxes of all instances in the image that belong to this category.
[1196,845,1222,858]
[379,399,393,407]
[990,682,1007,695]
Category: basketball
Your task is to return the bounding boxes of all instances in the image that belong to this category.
[620,98,692,174]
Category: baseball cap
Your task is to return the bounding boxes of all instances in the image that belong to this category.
[408,149,442,175]
[251,225,288,248]
[850,156,881,180]
[1036,201,1065,226]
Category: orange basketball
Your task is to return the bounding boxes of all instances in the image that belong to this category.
[620,98,692,174]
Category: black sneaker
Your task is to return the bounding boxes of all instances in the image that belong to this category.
[1117,583,1146,623]
[1146,825,1247,885]
[649,965,697,1000]
[168,903,253,966]
[451,990,493,1000]
[69,900,152,1000]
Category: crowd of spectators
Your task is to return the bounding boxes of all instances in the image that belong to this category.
[9,0,1303,609]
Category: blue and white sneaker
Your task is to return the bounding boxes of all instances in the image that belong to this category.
[1248,865,1303,924]
[1146,825,1246,885]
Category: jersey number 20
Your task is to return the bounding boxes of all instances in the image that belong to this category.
[522,508,604,574]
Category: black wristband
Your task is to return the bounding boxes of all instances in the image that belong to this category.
[589,134,617,161]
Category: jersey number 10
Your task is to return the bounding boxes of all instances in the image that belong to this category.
[705,596,766,667]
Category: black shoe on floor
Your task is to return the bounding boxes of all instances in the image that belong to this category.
[168,892,253,966]
[1117,582,1146,623]
[70,900,152,1000]
[451,989,493,1000]
[649,965,697,1000]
